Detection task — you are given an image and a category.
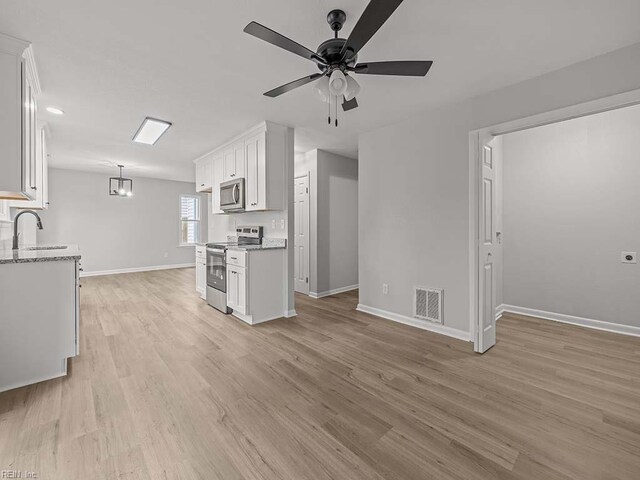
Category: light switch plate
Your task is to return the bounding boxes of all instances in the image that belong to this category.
[621,252,637,264]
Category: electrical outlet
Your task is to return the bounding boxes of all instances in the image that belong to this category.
[621,252,637,264]
[163,252,169,258]
[280,219,285,229]
[382,283,389,295]
[272,219,276,229]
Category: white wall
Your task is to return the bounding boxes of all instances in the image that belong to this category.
[358,42,640,335]
[295,149,358,296]
[36,168,206,274]
[502,105,640,328]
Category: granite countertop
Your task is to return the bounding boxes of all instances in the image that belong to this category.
[0,244,82,264]
[226,244,286,251]
[226,238,287,251]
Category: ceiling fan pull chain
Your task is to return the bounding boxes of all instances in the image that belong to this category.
[328,94,331,125]
[335,96,338,127]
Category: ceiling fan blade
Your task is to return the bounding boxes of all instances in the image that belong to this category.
[244,22,324,64]
[354,61,433,76]
[340,0,404,60]
[342,97,359,111]
[264,73,324,97]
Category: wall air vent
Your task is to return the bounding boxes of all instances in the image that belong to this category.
[414,287,443,324]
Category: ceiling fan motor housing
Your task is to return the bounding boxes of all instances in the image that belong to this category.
[327,9,346,32]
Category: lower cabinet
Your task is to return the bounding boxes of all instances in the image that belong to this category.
[195,245,206,299]
[227,264,247,314]
[226,248,286,324]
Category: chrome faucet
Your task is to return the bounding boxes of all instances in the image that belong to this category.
[13,210,43,250]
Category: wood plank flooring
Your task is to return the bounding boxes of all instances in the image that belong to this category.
[1,267,639,479]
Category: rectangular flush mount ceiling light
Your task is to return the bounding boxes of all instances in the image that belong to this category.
[132,117,172,145]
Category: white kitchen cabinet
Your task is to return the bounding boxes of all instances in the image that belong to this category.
[0,34,41,201]
[211,153,224,214]
[195,244,206,299]
[10,124,49,210]
[0,255,80,392]
[222,141,245,182]
[244,132,266,211]
[227,264,247,315]
[195,155,212,193]
[194,121,290,214]
[226,248,286,324]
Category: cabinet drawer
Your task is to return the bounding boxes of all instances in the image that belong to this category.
[226,250,246,268]
[195,245,206,259]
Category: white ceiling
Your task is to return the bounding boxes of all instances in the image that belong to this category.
[1,0,640,183]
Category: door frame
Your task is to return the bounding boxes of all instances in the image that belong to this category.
[294,172,311,295]
[468,87,640,353]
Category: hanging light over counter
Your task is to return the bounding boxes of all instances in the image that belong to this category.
[109,165,133,197]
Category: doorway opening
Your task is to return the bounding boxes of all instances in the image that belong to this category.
[470,90,640,353]
[294,149,359,298]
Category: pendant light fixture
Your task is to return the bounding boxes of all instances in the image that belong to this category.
[109,165,133,197]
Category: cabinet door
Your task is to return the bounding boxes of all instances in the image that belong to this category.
[211,153,224,214]
[227,265,238,309]
[233,141,245,179]
[244,132,266,211]
[236,267,247,314]
[41,129,49,209]
[223,147,235,182]
[195,157,212,192]
[10,122,44,209]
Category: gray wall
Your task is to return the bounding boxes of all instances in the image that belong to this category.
[358,42,640,334]
[295,149,358,296]
[37,168,205,274]
[502,104,640,328]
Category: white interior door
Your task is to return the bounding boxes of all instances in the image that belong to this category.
[477,133,499,353]
[294,175,310,295]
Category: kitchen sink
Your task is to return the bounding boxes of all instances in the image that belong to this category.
[24,245,68,251]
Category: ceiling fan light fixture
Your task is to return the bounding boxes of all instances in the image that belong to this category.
[344,75,360,101]
[329,69,347,96]
[314,76,330,102]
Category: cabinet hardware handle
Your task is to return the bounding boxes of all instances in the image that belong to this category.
[79,268,84,271]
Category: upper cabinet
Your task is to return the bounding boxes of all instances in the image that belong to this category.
[244,132,266,211]
[195,122,289,215]
[222,141,245,183]
[195,155,212,193]
[0,33,42,202]
[10,124,49,210]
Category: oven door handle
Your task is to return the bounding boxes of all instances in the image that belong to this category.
[207,248,225,255]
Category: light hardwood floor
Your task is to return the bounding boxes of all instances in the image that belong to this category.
[1,267,639,479]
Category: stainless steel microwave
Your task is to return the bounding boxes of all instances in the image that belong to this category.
[220,178,245,212]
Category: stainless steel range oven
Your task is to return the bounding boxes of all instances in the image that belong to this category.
[205,226,263,314]
[206,246,231,313]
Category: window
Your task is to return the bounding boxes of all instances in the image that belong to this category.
[179,195,200,246]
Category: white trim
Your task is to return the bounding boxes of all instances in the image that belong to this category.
[80,263,194,278]
[23,45,41,95]
[284,309,297,318]
[469,87,640,352]
[309,284,359,299]
[495,303,506,321]
[192,121,273,164]
[499,304,640,338]
[356,304,471,342]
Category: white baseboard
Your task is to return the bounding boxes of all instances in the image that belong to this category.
[310,284,359,299]
[81,263,195,278]
[356,304,471,342]
[284,309,297,318]
[499,304,640,338]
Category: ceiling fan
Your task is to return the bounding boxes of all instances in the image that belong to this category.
[243,0,433,126]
